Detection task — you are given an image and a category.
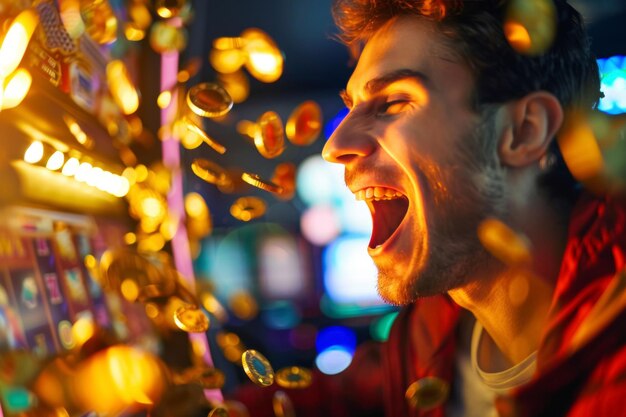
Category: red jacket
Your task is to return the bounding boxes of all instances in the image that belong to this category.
[384,193,626,417]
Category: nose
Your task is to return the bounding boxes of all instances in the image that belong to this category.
[321,111,376,165]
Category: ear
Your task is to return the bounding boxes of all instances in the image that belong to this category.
[498,92,563,168]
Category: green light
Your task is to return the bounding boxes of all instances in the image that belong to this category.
[370,312,400,341]
[3,387,36,411]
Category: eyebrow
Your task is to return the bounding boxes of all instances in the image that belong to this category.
[339,69,430,108]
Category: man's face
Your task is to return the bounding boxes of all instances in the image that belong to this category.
[322,16,507,305]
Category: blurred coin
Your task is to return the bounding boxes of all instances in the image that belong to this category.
[241,28,283,83]
[191,158,230,186]
[177,366,225,389]
[187,82,233,118]
[477,218,532,266]
[275,366,312,389]
[241,172,284,194]
[184,117,226,154]
[272,391,295,417]
[173,305,210,333]
[286,101,322,146]
[208,407,229,417]
[504,0,556,55]
[241,349,274,387]
[230,197,266,222]
[271,163,296,200]
[405,377,449,411]
[254,111,285,159]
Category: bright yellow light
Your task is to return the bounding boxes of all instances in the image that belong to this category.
[87,166,103,187]
[135,164,149,182]
[75,162,92,182]
[120,278,139,301]
[141,196,164,218]
[106,60,139,115]
[113,176,130,197]
[157,90,172,109]
[0,9,39,78]
[72,316,95,347]
[209,47,246,74]
[184,192,208,218]
[156,7,173,19]
[504,21,532,53]
[124,232,137,245]
[46,151,65,171]
[124,23,145,42]
[61,157,80,176]
[24,141,44,164]
[2,68,32,109]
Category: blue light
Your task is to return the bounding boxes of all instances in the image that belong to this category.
[597,56,626,115]
[316,325,356,354]
[323,107,349,140]
[315,346,354,375]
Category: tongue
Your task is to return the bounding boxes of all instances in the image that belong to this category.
[369,198,409,248]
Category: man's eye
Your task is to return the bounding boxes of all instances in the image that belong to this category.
[378,100,410,116]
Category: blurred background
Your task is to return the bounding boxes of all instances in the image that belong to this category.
[0,0,624,416]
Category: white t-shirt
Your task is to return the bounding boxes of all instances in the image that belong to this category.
[446,316,537,417]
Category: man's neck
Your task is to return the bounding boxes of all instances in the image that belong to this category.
[449,191,571,365]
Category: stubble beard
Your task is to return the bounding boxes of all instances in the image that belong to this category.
[376,107,508,305]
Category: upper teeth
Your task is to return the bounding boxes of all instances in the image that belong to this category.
[355,187,403,201]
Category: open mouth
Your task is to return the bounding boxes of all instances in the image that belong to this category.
[355,187,409,249]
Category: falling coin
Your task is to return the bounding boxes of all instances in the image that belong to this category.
[177,366,225,389]
[477,218,532,266]
[273,390,296,417]
[254,111,285,159]
[230,197,267,222]
[271,163,296,200]
[191,158,231,186]
[286,100,322,146]
[173,305,210,333]
[187,82,233,118]
[184,117,226,154]
[275,366,312,389]
[242,349,274,387]
[241,172,284,194]
[405,377,449,411]
[208,407,229,417]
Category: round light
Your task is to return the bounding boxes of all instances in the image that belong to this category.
[315,347,353,375]
[46,150,65,171]
[24,141,43,164]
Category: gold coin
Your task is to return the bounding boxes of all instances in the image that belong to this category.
[271,163,296,200]
[405,377,449,411]
[241,349,274,387]
[230,197,267,222]
[99,250,175,300]
[191,158,230,186]
[173,305,210,333]
[272,390,296,417]
[241,172,284,194]
[184,117,226,154]
[208,407,229,417]
[477,218,532,266]
[286,100,322,146]
[254,111,285,159]
[178,366,225,389]
[275,366,312,389]
[187,82,233,118]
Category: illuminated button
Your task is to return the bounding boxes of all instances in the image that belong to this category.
[241,349,274,387]
[405,376,449,411]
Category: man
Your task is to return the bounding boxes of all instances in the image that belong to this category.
[322,0,626,416]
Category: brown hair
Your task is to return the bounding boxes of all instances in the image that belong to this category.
[333,0,602,201]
